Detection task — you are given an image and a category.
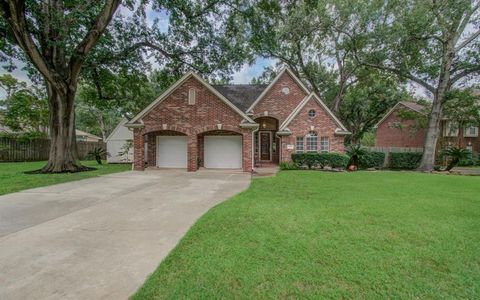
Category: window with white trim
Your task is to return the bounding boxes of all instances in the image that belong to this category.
[188,88,196,105]
[320,136,329,153]
[296,137,304,153]
[444,121,458,137]
[464,125,478,137]
[306,131,317,152]
[308,109,316,118]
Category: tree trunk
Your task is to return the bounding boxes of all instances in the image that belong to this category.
[41,83,89,173]
[418,94,443,171]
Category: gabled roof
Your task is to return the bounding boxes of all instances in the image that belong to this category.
[211,84,268,112]
[126,71,256,126]
[246,67,311,113]
[75,129,102,140]
[106,117,129,141]
[374,101,427,129]
[280,93,350,134]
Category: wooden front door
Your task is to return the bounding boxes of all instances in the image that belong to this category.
[260,132,271,161]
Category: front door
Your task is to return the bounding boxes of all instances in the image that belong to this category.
[260,132,271,161]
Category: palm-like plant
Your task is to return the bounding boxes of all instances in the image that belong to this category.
[440,147,471,171]
[346,144,368,169]
[87,147,108,165]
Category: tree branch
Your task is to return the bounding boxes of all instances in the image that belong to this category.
[455,29,480,52]
[450,65,480,84]
[68,0,121,84]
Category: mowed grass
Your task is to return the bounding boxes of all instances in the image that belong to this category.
[133,171,480,299]
[0,161,131,196]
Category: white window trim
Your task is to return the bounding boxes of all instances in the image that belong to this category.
[464,126,479,137]
[296,136,304,153]
[444,121,459,137]
[306,131,318,152]
[320,136,330,153]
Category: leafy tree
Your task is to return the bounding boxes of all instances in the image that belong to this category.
[0,73,26,100]
[352,0,480,171]
[2,87,48,132]
[1,0,250,172]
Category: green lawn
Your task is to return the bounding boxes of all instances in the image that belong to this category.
[133,171,480,299]
[0,161,131,196]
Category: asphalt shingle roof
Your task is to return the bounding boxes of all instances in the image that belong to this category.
[211,84,268,112]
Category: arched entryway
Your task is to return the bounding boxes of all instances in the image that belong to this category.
[144,130,188,168]
[254,117,279,165]
[197,130,243,169]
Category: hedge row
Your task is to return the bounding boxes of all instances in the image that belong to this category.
[291,153,349,169]
[358,151,385,169]
[389,152,423,169]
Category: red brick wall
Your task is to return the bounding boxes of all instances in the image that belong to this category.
[252,72,308,123]
[375,107,426,148]
[281,97,345,161]
[133,76,254,172]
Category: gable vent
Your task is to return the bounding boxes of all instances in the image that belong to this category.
[188,88,196,105]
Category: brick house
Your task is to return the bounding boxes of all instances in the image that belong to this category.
[375,101,480,155]
[125,68,350,172]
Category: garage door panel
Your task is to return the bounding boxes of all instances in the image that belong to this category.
[204,136,242,169]
[156,136,187,168]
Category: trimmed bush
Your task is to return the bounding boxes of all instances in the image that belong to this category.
[358,151,385,169]
[389,152,423,169]
[279,161,300,170]
[291,153,349,169]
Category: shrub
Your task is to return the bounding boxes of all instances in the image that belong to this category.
[458,158,476,167]
[389,152,423,169]
[358,151,385,169]
[440,147,472,171]
[279,161,300,170]
[291,153,349,169]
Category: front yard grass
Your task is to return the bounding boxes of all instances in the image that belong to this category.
[0,161,131,196]
[133,171,480,299]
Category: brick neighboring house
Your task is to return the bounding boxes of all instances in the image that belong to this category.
[375,101,480,155]
[374,102,428,148]
[125,68,350,172]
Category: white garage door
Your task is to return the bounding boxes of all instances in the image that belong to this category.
[156,136,188,168]
[204,136,242,169]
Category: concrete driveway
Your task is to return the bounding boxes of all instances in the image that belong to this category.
[0,169,250,300]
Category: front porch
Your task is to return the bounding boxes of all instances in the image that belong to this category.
[254,116,280,168]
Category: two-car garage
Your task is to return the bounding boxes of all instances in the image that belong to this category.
[155,135,242,169]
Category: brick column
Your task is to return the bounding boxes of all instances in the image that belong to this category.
[133,129,145,171]
[242,131,253,172]
[187,134,198,172]
[147,133,156,167]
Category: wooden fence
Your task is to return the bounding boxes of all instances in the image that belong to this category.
[364,146,424,167]
[0,137,105,162]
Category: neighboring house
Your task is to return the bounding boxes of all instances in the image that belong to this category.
[106,117,134,163]
[375,101,480,155]
[75,129,102,142]
[125,68,350,172]
[375,102,428,148]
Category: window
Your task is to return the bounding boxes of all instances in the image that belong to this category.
[296,137,304,153]
[282,87,290,94]
[466,145,473,158]
[306,131,317,152]
[308,109,316,118]
[188,88,196,105]
[465,125,478,137]
[444,121,458,137]
[320,137,329,153]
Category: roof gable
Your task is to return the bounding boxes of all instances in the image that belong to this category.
[280,93,350,134]
[127,72,255,126]
[246,67,311,113]
[106,117,132,141]
[374,102,427,129]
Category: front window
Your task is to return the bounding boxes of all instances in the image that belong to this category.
[296,137,304,153]
[306,131,317,152]
[444,121,458,137]
[465,125,478,137]
[320,137,329,153]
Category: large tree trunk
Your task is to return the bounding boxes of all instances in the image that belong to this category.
[41,83,89,173]
[418,94,443,171]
